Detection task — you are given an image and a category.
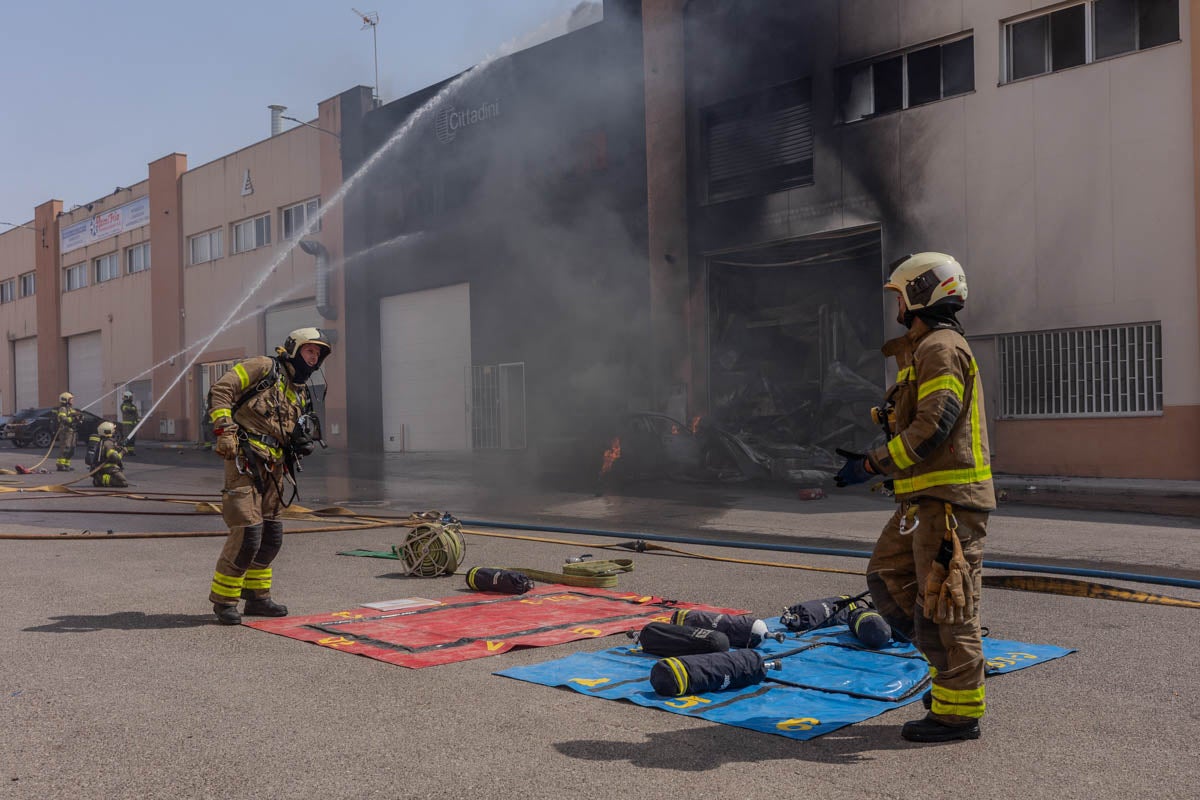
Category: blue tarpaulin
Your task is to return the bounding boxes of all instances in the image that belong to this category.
[496,625,1073,740]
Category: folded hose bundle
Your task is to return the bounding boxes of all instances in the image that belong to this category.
[780,594,892,649]
[669,609,776,648]
[635,622,730,657]
[464,567,534,594]
[650,649,771,697]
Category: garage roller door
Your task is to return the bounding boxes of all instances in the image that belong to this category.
[67,331,104,408]
[379,283,471,452]
[14,337,38,411]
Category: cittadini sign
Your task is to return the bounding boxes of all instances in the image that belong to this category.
[434,101,501,143]
[60,195,150,253]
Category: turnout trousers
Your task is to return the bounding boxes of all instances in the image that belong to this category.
[866,497,988,723]
[56,429,77,469]
[208,458,286,607]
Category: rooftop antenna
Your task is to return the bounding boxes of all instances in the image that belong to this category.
[352,8,380,105]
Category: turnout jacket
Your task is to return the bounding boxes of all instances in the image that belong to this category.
[207,356,307,464]
[54,406,82,432]
[87,434,125,474]
[867,320,995,511]
[120,400,139,425]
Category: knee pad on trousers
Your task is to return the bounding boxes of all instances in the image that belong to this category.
[866,571,915,642]
[232,524,264,571]
[257,519,284,565]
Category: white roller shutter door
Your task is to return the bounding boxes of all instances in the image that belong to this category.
[379,283,471,452]
[67,331,104,409]
[14,337,38,410]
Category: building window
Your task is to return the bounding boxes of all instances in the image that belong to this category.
[18,271,34,298]
[838,35,975,123]
[281,198,320,239]
[701,77,814,203]
[127,242,151,274]
[189,228,223,265]
[232,214,271,254]
[94,253,120,283]
[64,262,88,292]
[0,279,14,304]
[1004,0,1179,83]
[998,322,1163,418]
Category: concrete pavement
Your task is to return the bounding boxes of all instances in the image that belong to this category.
[1,446,1198,799]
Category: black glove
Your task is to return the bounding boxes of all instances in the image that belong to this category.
[834,448,874,487]
[288,425,315,457]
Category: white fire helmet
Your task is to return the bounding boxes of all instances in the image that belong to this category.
[59,392,75,405]
[97,421,117,437]
[884,252,967,312]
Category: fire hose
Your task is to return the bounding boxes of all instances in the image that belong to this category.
[0,497,1196,608]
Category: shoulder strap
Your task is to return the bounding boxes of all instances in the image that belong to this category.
[229,359,281,420]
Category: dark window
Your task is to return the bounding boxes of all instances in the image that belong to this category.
[1094,0,1137,58]
[941,36,975,96]
[1139,0,1180,48]
[1010,15,1049,80]
[873,56,903,114]
[1008,1,1178,82]
[906,46,941,107]
[1050,5,1087,71]
[701,78,814,203]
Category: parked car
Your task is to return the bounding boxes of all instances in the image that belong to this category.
[3,407,105,449]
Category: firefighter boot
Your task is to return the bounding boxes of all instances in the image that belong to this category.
[213,603,242,625]
[243,597,288,617]
[901,715,981,742]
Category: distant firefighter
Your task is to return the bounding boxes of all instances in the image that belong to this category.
[86,421,128,488]
[120,391,139,455]
[54,392,82,472]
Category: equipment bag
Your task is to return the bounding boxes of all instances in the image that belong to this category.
[650,649,768,697]
[636,622,730,657]
[465,567,534,595]
[670,610,770,648]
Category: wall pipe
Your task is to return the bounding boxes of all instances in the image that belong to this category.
[458,518,1200,592]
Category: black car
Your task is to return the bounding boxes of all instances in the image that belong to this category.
[3,407,106,449]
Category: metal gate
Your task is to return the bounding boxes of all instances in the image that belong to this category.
[471,362,526,449]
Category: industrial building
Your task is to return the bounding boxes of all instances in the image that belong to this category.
[1,0,1196,480]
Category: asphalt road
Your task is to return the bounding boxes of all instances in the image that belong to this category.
[2,447,1197,800]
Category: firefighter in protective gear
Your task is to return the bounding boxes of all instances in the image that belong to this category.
[206,327,331,625]
[834,252,994,743]
[54,392,83,472]
[120,391,139,455]
[87,421,128,488]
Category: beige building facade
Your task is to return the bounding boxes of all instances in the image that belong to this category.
[0,91,363,444]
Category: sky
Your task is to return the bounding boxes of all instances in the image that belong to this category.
[0,0,587,227]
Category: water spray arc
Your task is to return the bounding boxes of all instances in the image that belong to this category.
[124,11,576,441]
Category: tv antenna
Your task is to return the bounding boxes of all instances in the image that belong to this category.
[352,8,380,105]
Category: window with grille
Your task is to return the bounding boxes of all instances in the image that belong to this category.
[700,77,813,203]
[998,322,1162,418]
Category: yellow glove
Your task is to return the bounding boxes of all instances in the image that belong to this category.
[214,428,239,460]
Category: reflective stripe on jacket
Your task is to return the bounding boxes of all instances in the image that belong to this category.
[868,323,995,511]
[207,356,306,461]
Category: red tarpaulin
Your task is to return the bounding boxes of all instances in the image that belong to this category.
[244,585,748,668]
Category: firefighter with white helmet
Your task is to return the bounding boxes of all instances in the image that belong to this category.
[54,392,82,471]
[205,327,332,625]
[833,252,994,743]
[86,421,128,488]
[120,390,139,455]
